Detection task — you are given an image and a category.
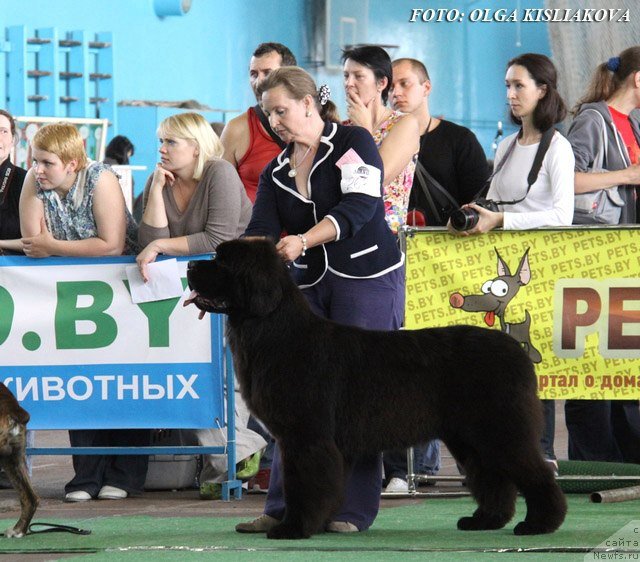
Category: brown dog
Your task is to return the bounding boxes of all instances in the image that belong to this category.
[0,383,38,537]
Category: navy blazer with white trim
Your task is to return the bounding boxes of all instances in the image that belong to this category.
[245,121,403,288]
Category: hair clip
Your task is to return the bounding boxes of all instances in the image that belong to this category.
[318,84,331,106]
[606,56,621,72]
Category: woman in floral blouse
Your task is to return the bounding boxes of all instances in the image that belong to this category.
[342,45,419,233]
[19,122,145,503]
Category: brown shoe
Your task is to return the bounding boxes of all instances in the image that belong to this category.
[235,514,279,533]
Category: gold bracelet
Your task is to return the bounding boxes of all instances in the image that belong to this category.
[297,233,307,257]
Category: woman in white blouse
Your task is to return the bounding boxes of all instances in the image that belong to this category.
[450,53,574,235]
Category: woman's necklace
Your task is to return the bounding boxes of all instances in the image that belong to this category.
[371,108,393,133]
[288,142,314,178]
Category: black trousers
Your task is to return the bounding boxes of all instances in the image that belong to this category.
[65,429,151,496]
[565,400,640,463]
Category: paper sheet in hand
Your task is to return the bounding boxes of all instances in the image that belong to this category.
[125,259,185,303]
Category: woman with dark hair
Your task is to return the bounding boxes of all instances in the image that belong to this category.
[564,46,640,463]
[104,135,134,166]
[450,53,574,234]
[340,46,418,493]
[567,46,640,225]
[235,66,404,535]
[448,53,575,472]
[0,109,27,255]
[341,45,419,233]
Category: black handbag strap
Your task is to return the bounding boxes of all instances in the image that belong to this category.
[472,127,556,206]
[0,161,17,206]
[413,160,459,222]
[253,104,287,149]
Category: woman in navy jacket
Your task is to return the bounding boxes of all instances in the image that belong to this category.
[238,66,404,534]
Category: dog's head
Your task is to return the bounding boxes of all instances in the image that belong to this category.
[187,239,286,318]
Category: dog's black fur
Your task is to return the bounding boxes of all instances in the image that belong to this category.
[187,239,567,540]
[0,383,38,537]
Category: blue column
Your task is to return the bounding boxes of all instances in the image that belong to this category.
[7,26,27,115]
[36,27,60,117]
[66,30,90,117]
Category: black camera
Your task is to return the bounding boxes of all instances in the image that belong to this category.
[449,198,500,231]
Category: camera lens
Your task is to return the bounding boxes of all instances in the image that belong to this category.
[450,208,480,231]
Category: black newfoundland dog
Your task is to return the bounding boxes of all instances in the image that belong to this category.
[186,239,566,540]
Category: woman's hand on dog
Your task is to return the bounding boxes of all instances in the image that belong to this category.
[276,235,305,262]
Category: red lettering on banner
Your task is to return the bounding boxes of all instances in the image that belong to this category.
[561,287,601,349]
[608,288,640,350]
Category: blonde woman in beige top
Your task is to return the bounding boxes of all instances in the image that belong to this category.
[137,112,262,489]
[137,112,252,281]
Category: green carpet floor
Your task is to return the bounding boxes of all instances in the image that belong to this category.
[1,496,638,561]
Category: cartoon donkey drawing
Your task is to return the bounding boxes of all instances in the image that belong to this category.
[449,248,542,363]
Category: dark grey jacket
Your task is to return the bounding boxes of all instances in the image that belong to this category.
[567,101,639,224]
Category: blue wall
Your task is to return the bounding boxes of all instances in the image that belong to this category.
[1,0,305,113]
[3,0,552,175]
[317,0,550,158]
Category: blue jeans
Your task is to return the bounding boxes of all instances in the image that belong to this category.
[384,440,441,481]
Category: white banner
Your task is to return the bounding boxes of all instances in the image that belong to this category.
[0,255,223,429]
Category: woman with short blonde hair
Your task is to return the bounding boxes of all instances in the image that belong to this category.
[137,111,251,280]
[31,122,89,170]
[157,112,224,180]
[20,122,137,257]
[19,121,146,504]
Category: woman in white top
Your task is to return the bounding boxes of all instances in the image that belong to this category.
[449,53,574,469]
[450,53,574,235]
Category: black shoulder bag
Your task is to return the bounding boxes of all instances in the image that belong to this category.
[409,160,460,226]
[408,118,479,226]
[0,161,17,206]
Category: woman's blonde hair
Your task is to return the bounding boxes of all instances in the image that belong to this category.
[32,123,88,170]
[257,66,341,123]
[157,112,223,180]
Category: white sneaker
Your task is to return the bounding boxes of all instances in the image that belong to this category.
[326,520,358,533]
[64,490,92,502]
[385,477,409,493]
[98,485,128,500]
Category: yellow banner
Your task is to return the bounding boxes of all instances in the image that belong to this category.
[404,228,640,399]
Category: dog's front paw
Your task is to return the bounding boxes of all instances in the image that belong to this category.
[513,521,553,535]
[4,526,25,538]
[457,516,483,531]
[457,514,507,531]
[266,522,310,540]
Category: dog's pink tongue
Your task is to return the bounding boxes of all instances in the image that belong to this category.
[183,290,199,307]
[484,311,495,327]
[183,290,207,320]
